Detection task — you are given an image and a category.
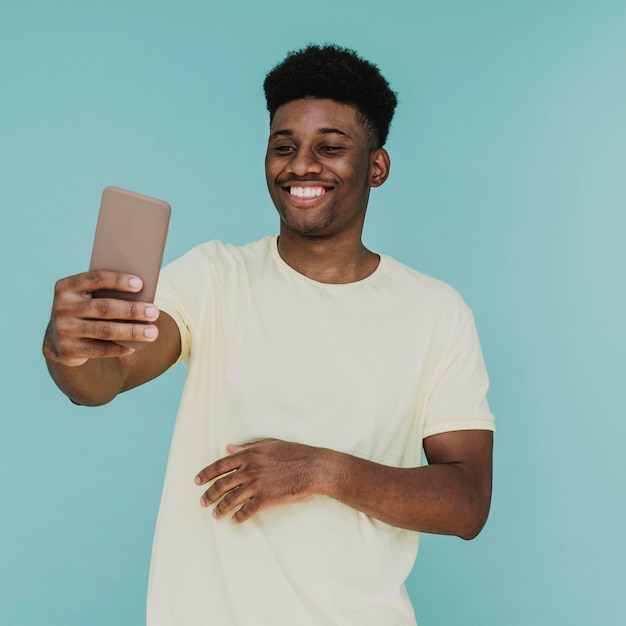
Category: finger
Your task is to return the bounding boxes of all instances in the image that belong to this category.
[49,336,138,363]
[225,438,273,454]
[79,319,158,342]
[230,497,262,524]
[212,486,255,520]
[59,271,144,296]
[78,297,160,323]
[195,455,242,486]
[200,471,243,507]
[55,315,159,346]
[53,283,159,325]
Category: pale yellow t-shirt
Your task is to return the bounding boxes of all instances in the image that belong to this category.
[148,236,494,626]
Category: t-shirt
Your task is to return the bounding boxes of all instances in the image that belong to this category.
[148,236,495,626]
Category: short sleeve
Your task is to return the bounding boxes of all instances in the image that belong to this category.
[154,252,201,363]
[422,312,495,438]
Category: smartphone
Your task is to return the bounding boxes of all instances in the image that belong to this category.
[89,186,170,300]
[89,186,171,347]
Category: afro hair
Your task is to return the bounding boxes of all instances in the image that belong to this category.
[263,44,398,149]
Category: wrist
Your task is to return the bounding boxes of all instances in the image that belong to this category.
[312,447,349,500]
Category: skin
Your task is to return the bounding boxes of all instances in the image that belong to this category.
[265,97,390,283]
[44,97,493,539]
[43,272,180,406]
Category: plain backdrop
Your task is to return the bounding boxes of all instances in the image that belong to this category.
[1,1,624,624]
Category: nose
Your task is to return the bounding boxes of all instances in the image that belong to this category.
[285,147,323,176]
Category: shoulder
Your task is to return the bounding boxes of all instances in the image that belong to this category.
[378,254,472,322]
[155,238,274,340]
[162,236,274,278]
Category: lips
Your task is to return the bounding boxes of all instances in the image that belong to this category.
[281,183,335,204]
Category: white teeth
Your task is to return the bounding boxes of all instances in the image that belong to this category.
[289,186,326,198]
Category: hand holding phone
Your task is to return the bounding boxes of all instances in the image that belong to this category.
[45,187,171,366]
[44,270,161,367]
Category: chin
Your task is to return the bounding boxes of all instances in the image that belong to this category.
[278,209,336,237]
[283,221,332,237]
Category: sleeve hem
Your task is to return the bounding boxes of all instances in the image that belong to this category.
[155,293,188,367]
[423,419,495,439]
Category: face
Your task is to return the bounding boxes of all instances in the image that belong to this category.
[265,98,389,239]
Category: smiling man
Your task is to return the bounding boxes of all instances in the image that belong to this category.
[44,45,495,626]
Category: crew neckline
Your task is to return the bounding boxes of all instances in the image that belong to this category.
[268,235,386,288]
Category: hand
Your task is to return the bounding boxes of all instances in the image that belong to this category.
[195,439,327,524]
[44,270,160,367]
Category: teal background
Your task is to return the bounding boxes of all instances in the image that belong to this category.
[1,1,624,624]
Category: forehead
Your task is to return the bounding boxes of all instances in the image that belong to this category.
[270,98,364,137]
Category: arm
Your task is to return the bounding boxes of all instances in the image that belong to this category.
[43,270,181,406]
[195,429,493,540]
[329,430,493,539]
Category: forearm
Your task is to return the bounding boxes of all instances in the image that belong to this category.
[197,432,492,534]
[319,450,490,539]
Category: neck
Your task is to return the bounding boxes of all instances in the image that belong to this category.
[276,230,380,284]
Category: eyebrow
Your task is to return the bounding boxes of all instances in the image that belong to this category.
[270,127,352,139]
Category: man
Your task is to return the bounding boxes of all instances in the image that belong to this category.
[44,45,494,625]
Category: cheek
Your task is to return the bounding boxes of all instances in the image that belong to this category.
[265,158,282,183]
[340,154,371,184]
[346,165,372,191]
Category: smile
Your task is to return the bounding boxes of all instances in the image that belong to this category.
[288,186,329,199]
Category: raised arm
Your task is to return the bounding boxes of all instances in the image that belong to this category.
[43,270,181,406]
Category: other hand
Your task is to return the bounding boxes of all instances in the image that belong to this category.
[195,439,327,524]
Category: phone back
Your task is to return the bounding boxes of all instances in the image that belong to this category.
[89,186,171,302]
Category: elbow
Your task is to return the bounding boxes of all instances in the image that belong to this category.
[66,391,116,407]
[459,520,486,541]
[458,500,491,541]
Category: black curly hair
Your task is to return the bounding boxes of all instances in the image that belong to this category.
[263,44,398,150]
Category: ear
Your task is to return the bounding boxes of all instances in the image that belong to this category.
[369,148,391,188]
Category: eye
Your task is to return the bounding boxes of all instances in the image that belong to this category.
[273,145,295,154]
[319,145,346,154]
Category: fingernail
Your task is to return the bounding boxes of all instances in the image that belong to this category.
[212,509,218,519]
[129,277,142,289]
[194,476,201,485]
[145,306,158,318]
[144,326,157,338]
